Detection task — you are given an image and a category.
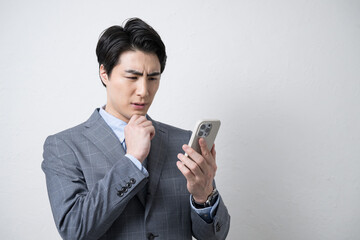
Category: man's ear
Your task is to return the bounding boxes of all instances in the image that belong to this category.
[99,64,109,86]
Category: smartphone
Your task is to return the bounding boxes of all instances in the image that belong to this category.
[185,119,221,157]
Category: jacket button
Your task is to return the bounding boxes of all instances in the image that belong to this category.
[117,191,124,197]
[130,178,136,184]
[216,222,221,232]
[126,182,132,188]
[121,186,127,193]
[147,233,158,239]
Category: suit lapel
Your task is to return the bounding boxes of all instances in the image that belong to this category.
[145,119,168,219]
[82,109,126,166]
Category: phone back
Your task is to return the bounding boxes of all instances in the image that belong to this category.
[188,119,221,154]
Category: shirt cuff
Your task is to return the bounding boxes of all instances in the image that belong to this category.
[125,154,149,177]
[189,194,220,223]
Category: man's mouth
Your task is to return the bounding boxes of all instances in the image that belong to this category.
[133,103,146,106]
[131,102,147,109]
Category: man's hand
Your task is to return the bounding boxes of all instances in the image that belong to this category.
[176,138,217,203]
[125,115,155,162]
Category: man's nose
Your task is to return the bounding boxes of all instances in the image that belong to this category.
[136,78,148,97]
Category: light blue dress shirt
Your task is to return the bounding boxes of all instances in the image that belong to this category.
[99,107,218,223]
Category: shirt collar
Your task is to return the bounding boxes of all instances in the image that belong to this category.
[99,106,127,143]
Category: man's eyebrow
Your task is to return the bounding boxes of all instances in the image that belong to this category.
[125,70,143,76]
[125,69,160,77]
[148,72,161,77]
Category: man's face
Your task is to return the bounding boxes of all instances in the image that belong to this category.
[100,50,161,122]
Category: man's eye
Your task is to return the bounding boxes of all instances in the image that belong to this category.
[149,77,158,81]
[126,76,137,80]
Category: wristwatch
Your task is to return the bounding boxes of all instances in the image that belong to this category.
[192,188,219,209]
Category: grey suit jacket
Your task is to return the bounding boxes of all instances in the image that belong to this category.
[42,109,230,240]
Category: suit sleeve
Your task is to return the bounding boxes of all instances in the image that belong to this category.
[191,194,231,240]
[41,135,148,240]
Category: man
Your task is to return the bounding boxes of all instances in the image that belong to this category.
[42,18,230,240]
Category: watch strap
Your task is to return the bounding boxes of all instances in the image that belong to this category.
[192,188,219,209]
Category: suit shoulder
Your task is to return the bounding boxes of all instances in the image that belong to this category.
[46,121,87,142]
[45,109,100,143]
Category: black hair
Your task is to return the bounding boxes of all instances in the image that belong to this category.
[96,18,167,87]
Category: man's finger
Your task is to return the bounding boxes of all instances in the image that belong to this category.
[211,144,216,161]
[133,115,148,124]
[177,153,204,176]
[176,160,195,181]
[140,120,153,127]
[199,138,217,171]
[182,145,209,175]
[128,114,141,124]
[199,138,211,160]
[146,125,156,140]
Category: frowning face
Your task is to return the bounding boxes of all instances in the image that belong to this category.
[100,50,161,122]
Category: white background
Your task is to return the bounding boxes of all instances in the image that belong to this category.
[1,0,359,239]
